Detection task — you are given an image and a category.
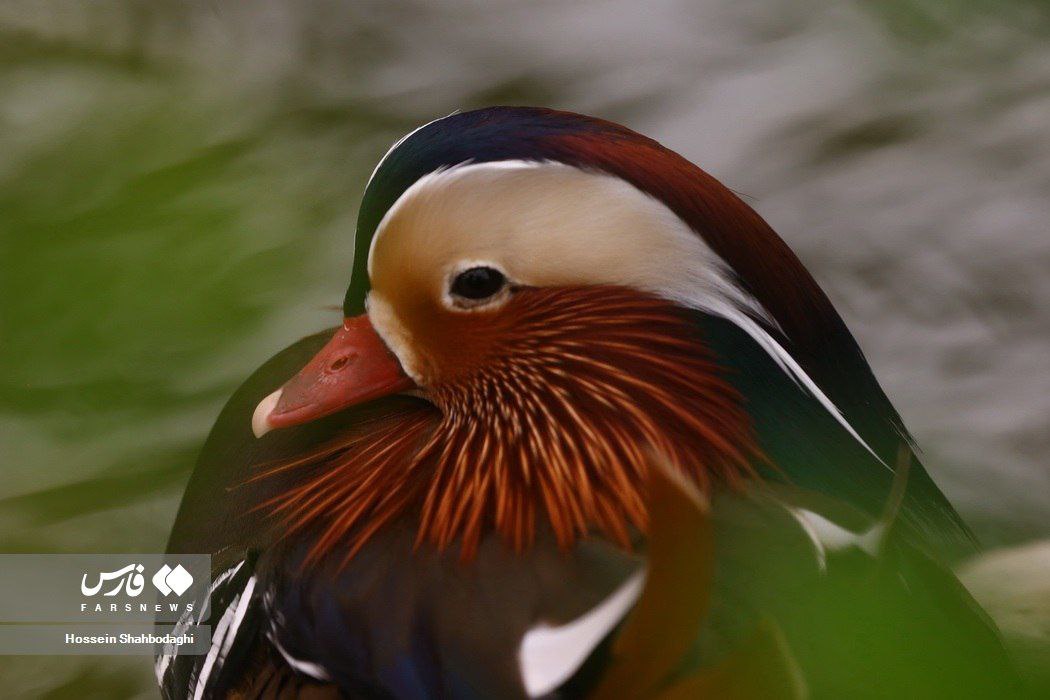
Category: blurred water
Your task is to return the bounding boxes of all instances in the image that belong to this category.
[1,1,1048,696]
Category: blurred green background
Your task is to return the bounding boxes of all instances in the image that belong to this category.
[0,0,1048,697]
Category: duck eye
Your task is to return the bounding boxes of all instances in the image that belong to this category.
[450,266,507,301]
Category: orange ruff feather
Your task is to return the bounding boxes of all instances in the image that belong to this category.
[251,287,758,564]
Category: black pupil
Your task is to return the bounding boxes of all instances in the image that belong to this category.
[451,267,506,300]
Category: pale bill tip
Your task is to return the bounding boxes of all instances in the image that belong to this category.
[251,388,282,439]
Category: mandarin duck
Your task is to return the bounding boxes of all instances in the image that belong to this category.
[159,107,1018,699]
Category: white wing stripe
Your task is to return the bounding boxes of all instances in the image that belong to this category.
[155,559,247,687]
[518,569,646,697]
[268,630,332,681]
[192,593,238,700]
[219,574,256,661]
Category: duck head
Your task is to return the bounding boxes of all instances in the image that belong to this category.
[254,158,764,433]
[247,107,927,562]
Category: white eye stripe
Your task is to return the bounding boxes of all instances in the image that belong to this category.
[367,159,550,279]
